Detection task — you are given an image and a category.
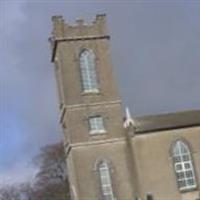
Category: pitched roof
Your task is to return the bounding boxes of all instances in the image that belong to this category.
[134,110,200,133]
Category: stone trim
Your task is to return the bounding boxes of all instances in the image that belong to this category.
[59,100,121,126]
[51,35,110,62]
[66,100,121,111]
[70,137,125,149]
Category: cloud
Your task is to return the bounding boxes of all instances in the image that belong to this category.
[0,160,37,186]
[1,0,200,184]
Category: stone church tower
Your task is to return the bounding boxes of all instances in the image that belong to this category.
[50,14,200,200]
[50,14,134,200]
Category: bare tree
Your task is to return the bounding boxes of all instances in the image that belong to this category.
[19,182,34,200]
[32,142,70,200]
[0,142,70,200]
[0,185,21,200]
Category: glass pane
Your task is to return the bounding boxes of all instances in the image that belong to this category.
[182,155,190,161]
[104,194,113,200]
[175,164,182,171]
[173,144,180,156]
[186,179,194,186]
[180,144,188,154]
[101,179,110,185]
[185,171,193,178]
[173,156,181,162]
[102,186,112,194]
[178,180,186,188]
[184,163,191,169]
[177,172,184,179]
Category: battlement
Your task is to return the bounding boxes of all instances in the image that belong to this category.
[51,14,108,39]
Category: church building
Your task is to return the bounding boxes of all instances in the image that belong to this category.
[50,14,200,200]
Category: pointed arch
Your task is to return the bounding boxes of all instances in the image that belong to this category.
[79,49,99,92]
[171,140,197,191]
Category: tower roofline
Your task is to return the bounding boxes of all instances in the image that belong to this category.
[51,14,106,27]
[51,14,108,39]
[50,14,109,62]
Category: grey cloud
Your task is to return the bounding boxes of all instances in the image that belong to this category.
[0,0,200,183]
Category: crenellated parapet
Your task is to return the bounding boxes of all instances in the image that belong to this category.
[50,14,109,62]
[51,14,108,40]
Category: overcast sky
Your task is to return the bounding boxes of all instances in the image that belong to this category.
[0,0,200,185]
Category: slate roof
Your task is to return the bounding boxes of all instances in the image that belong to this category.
[134,110,200,133]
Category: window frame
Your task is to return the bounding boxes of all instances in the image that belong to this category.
[98,161,115,200]
[79,49,99,93]
[88,116,106,135]
[172,140,197,192]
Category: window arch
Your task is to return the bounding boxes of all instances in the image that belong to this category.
[172,140,197,191]
[79,49,98,92]
[98,161,114,200]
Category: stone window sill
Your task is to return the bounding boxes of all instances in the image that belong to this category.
[82,89,100,95]
[89,130,106,135]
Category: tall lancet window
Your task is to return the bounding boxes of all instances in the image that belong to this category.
[172,140,197,191]
[79,49,98,92]
[98,162,114,200]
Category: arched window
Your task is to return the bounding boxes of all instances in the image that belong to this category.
[172,140,197,191]
[79,49,98,92]
[98,162,114,200]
